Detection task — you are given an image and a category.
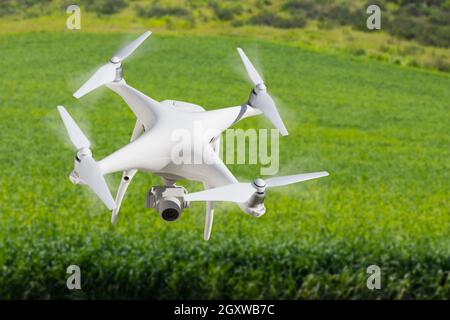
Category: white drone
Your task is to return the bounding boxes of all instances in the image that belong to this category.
[58,31,328,240]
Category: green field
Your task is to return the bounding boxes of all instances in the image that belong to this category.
[0,32,449,299]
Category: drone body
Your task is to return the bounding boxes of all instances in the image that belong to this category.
[58,31,328,240]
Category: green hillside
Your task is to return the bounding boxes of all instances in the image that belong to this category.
[1,0,450,72]
[0,32,448,299]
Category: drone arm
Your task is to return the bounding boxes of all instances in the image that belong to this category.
[185,149,251,220]
[106,80,167,130]
[227,104,262,125]
[130,119,145,141]
[202,104,262,137]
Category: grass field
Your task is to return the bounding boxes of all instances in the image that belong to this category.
[0,32,449,299]
[2,12,450,73]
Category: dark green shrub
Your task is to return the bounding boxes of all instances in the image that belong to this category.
[0,0,52,17]
[0,0,17,17]
[256,0,273,9]
[288,11,308,28]
[285,0,450,48]
[382,0,450,47]
[209,2,243,21]
[282,0,321,19]
[420,25,450,47]
[135,3,192,18]
[16,0,51,5]
[249,11,279,27]
[318,18,333,30]
[350,48,366,56]
[328,5,357,26]
[81,0,128,15]
[249,10,307,29]
[434,57,450,72]
[230,19,245,27]
[389,16,419,40]
[282,1,363,29]
[428,7,450,24]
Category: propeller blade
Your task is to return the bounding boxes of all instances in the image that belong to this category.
[73,31,151,99]
[57,106,116,210]
[78,157,116,210]
[237,48,264,86]
[73,62,116,99]
[186,172,328,204]
[266,171,329,188]
[237,48,288,135]
[204,202,214,241]
[113,31,152,61]
[57,106,90,150]
[185,183,255,203]
[254,91,288,136]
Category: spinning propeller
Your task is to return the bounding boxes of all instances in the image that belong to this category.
[73,31,152,99]
[237,48,288,136]
[185,172,329,203]
[57,106,116,210]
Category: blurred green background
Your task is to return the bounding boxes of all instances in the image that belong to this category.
[0,0,449,299]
